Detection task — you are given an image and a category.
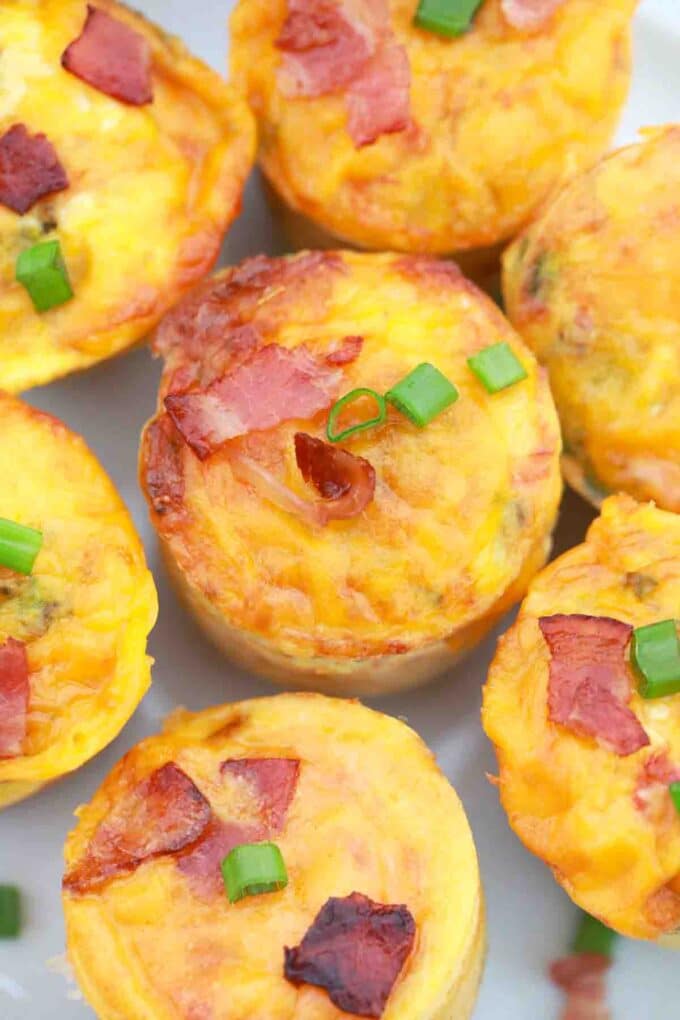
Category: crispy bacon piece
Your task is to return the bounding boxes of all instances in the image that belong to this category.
[346,44,411,148]
[61,5,153,106]
[222,758,300,830]
[539,615,649,757]
[325,335,364,366]
[295,432,376,523]
[550,953,611,1020]
[276,0,411,149]
[63,763,211,894]
[0,125,69,215]
[165,346,342,460]
[276,0,375,97]
[284,892,416,1017]
[178,758,300,895]
[142,414,186,517]
[0,638,29,759]
[501,0,565,31]
[633,752,680,814]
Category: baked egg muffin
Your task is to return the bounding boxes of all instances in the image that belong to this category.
[0,393,157,809]
[0,0,255,392]
[230,0,635,263]
[139,250,562,696]
[63,693,485,1019]
[503,125,680,512]
[483,495,680,941]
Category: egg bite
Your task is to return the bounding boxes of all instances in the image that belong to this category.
[139,250,562,696]
[483,495,680,941]
[0,0,255,392]
[63,692,485,1019]
[230,0,635,267]
[503,126,680,512]
[0,393,157,809]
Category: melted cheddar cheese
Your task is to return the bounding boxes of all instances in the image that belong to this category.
[231,0,635,255]
[483,496,680,940]
[140,251,562,695]
[503,126,680,512]
[64,693,485,1020]
[0,0,255,392]
[0,393,157,808]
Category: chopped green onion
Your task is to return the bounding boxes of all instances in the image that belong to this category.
[16,240,73,313]
[414,0,484,36]
[669,782,680,817]
[0,518,43,576]
[0,886,21,938]
[633,620,680,699]
[572,912,617,958]
[467,342,528,393]
[326,388,387,444]
[221,842,288,904]
[386,363,459,427]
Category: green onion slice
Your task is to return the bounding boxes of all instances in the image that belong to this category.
[467,342,528,394]
[326,388,387,444]
[0,518,43,576]
[16,240,73,313]
[572,912,617,958]
[0,886,21,938]
[386,363,459,427]
[221,842,288,904]
[669,782,680,817]
[414,0,484,37]
[633,620,680,699]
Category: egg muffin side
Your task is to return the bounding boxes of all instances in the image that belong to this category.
[230,0,635,257]
[503,126,680,512]
[0,393,157,809]
[483,495,680,941]
[139,250,562,696]
[63,693,485,1020]
[0,0,255,392]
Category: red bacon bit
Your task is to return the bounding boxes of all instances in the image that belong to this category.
[284,892,416,1017]
[178,758,300,896]
[346,44,411,148]
[63,763,211,894]
[221,758,300,830]
[0,638,29,759]
[501,0,565,31]
[0,125,69,215]
[539,615,649,757]
[142,414,186,516]
[176,817,258,896]
[276,0,375,98]
[394,254,464,287]
[550,953,611,1020]
[165,346,342,460]
[325,335,364,366]
[633,752,680,814]
[295,432,376,523]
[61,5,153,106]
[276,0,411,149]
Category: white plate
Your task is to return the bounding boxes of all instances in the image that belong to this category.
[1,2,679,1017]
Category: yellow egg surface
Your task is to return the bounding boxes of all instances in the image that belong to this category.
[0,0,255,392]
[139,250,562,696]
[0,393,157,808]
[483,495,680,940]
[503,126,680,512]
[63,693,485,1020]
[230,0,635,255]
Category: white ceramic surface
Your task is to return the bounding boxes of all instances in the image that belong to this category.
[1,2,679,1017]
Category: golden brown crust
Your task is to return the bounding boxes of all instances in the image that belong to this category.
[0,0,255,391]
[231,0,635,255]
[483,495,680,939]
[140,250,561,695]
